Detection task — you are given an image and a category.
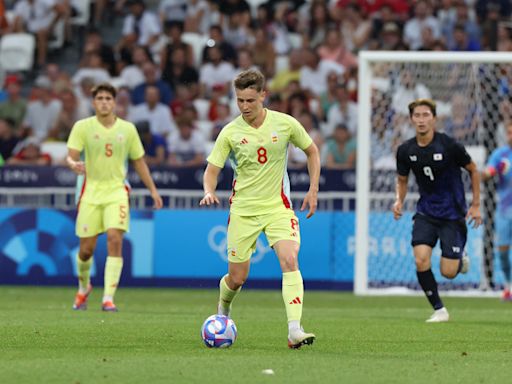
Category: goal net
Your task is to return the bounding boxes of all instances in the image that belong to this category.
[355,51,512,295]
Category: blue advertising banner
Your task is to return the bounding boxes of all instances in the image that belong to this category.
[0,166,355,191]
[0,208,488,289]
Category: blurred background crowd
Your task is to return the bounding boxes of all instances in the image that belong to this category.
[0,0,510,170]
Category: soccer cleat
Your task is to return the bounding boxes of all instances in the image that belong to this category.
[425,307,449,323]
[501,288,512,301]
[73,284,92,310]
[460,252,470,274]
[288,328,316,349]
[101,301,118,312]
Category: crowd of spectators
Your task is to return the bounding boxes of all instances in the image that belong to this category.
[0,0,510,169]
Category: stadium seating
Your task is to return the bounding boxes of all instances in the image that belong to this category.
[0,33,36,72]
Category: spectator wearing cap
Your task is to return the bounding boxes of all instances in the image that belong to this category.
[376,22,406,50]
[0,75,27,133]
[7,137,51,165]
[12,0,66,67]
[21,77,62,140]
[0,118,20,161]
[135,120,168,166]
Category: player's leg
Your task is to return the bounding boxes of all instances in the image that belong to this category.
[495,213,511,300]
[101,200,129,311]
[73,202,103,310]
[439,219,468,279]
[411,214,447,322]
[219,214,261,316]
[266,209,314,348]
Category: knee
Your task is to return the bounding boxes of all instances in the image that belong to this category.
[228,272,247,289]
[79,246,94,260]
[415,257,429,271]
[281,253,299,271]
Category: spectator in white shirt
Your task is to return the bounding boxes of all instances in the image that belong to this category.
[325,84,358,138]
[199,45,236,98]
[12,0,65,67]
[128,85,177,137]
[22,77,62,140]
[403,0,441,50]
[168,117,205,167]
[299,48,345,98]
[119,0,161,53]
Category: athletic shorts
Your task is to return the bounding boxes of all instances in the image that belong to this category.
[495,210,512,247]
[227,208,300,263]
[76,198,129,238]
[411,213,467,260]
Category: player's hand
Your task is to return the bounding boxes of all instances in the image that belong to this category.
[392,200,403,220]
[151,191,163,210]
[199,191,220,206]
[301,189,318,219]
[466,205,482,228]
[69,160,85,175]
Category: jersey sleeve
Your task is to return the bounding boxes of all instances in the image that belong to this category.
[450,140,472,168]
[207,127,231,168]
[289,115,313,150]
[67,120,85,151]
[486,148,502,170]
[128,124,145,160]
[396,143,410,176]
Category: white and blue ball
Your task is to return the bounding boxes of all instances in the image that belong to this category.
[201,314,237,348]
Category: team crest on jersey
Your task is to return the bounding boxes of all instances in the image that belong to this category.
[409,155,417,161]
[117,134,125,143]
[271,132,278,143]
[433,153,443,161]
[93,133,100,140]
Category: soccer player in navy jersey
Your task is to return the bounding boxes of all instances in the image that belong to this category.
[393,98,482,322]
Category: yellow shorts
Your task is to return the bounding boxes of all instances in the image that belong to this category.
[227,208,300,263]
[76,199,129,237]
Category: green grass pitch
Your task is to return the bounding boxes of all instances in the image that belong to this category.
[1,286,512,384]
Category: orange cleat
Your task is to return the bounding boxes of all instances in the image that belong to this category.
[73,284,92,310]
[101,301,118,312]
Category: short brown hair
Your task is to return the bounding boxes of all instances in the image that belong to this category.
[91,83,117,98]
[234,69,265,92]
[408,98,436,117]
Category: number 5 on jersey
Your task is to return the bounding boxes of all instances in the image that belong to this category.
[105,143,113,157]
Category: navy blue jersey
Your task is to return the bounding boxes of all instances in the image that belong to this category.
[396,132,472,220]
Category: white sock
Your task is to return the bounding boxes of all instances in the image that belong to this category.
[102,295,113,303]
[288,320,300,333]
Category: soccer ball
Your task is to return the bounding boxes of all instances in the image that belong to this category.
[201,314,237,348]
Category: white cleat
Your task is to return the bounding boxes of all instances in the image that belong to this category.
[460,252,470,274]
[426,307,449,323]
[288,328,316,349]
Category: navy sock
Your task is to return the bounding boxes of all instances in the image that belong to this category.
[417,269,444,310]
[499,249,511,284]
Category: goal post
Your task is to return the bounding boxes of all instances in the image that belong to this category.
[355,51,512,296]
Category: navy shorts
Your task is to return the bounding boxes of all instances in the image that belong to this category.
[411,213,467,259]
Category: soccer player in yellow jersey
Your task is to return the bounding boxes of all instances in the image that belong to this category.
[200,69,321,348]
[66,83,163,312]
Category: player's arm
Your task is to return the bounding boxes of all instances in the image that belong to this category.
[131,157,163,209]
[200,163,222,206]
[66,148,85,175]
[393,174,408,220]
[465,161,482,228]
[301,142,320,219]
